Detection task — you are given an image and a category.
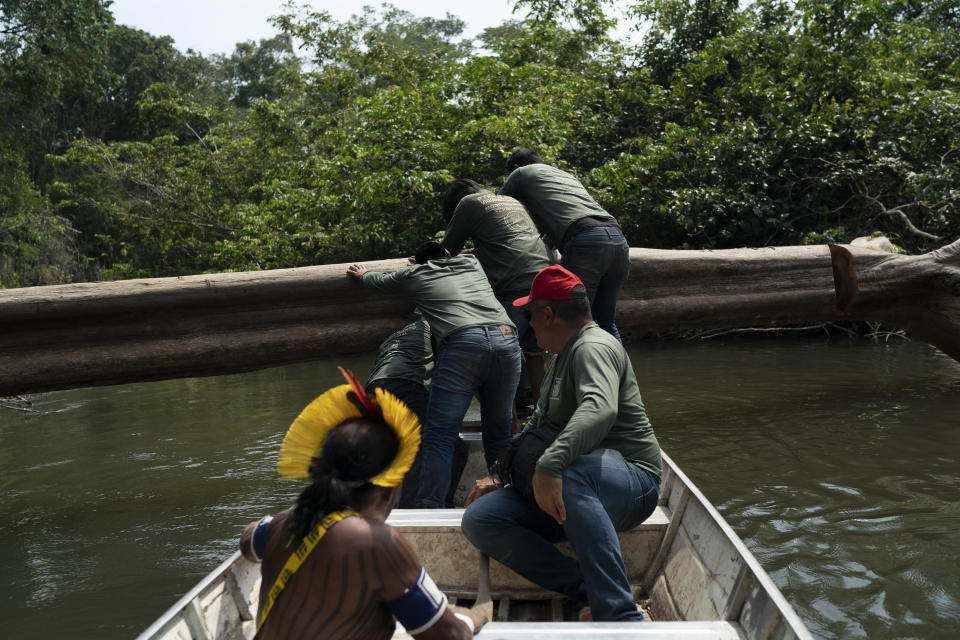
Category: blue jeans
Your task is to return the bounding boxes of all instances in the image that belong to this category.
[414,326,521,508]
[366,379,469,508]
[561,226,630,342]
[462,448,660,621]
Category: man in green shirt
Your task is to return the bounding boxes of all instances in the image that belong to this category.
[500,148,631,343]
[364,317,468,508]
[347,242,522,508]
[461,265,661,622]
[441,178,554,406]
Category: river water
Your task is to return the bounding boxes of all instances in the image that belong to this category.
[1,337,958,639]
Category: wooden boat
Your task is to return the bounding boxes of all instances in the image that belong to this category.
[136,449,814,640]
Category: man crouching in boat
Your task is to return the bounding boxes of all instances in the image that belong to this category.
[462,265,662,622]
[239,369,488,639]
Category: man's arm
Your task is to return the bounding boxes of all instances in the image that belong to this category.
[441,206,473,256]
[239,515,274,562]
[346,264,412,294]
[536,341,623,477]
[531,344,622,524]
[465,404,544,507]
[436,604,490,637]
[463,474,503,507]
[379,527,487,638]
[533,471,566,525]
[417,605,489,640]
[499,167,522,198]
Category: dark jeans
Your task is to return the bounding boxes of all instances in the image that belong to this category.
[561,226,630,342]
[366,379,468,508]
[413,326,521,508]
[498,291,541,420]
[462,448,660,621]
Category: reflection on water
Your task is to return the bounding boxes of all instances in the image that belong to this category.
[1,338,958,639]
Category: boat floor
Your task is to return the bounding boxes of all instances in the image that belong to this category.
[387,508,747,639]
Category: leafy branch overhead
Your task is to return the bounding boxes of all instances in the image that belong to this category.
[1,0,958,287]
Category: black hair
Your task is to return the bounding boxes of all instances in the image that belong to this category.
[443,178,483,222]
[290,417,399,541]
[506,148,543,175]
[543,284,591,323]
[414,241,452,264]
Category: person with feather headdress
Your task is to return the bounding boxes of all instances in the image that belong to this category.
[239,369,488,639]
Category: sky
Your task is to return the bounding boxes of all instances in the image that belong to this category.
[109,0,527,56]
[108,0,641,57]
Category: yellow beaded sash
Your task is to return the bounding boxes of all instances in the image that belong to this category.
[256,509,361,635]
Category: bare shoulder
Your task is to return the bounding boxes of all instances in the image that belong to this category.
[324,515,411,563]
[323,517,421,599]
[324,514,389,547]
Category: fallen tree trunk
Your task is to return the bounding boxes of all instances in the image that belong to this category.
[1,238,957,396]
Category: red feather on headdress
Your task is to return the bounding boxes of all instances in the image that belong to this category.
[339,366,381,418]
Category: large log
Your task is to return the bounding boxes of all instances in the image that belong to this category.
[1,238,958,396]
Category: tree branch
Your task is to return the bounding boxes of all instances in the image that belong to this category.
[861,194,941,242]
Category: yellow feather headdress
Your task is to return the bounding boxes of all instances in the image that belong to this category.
[276,368,421,488]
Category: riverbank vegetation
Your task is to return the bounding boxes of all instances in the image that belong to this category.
[2,0,958,287]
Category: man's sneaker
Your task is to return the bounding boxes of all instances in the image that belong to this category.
[577,604,647,622]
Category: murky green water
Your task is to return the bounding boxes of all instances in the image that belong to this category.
[2,338,958,639]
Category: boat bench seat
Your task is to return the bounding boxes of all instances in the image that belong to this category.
[387,506,670,597]
[393,621,744,639]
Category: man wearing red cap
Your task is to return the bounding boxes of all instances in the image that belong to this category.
[461,265,662,622]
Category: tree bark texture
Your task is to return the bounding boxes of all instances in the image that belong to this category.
[1,238,958,397]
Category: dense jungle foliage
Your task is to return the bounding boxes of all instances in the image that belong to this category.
[1,0,958,286]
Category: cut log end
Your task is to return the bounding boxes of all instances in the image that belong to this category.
[828,244,859,315]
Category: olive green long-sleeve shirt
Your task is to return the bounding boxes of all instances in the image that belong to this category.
[499,164,616,250]
[360,255,514,343]
[530,323,661,481]
[441,191,552,296]
[366,319,433,387]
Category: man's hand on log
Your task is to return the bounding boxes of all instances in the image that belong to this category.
[347,264,367,280]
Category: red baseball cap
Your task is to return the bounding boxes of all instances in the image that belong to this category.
[513,265,584,306]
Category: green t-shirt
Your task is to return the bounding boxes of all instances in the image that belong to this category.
[529,323,662,481]
[441,192,553,296]
[360,254,514,342]
[366,320,433,387]
[499,163,615,249]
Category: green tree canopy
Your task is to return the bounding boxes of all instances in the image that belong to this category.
[2,0,957,285]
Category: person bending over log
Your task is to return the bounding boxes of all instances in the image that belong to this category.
[500,148,630,343]
[347,241,521,508]
[441,178,554,412]
[364,316,469,507]
[239,369,488,639]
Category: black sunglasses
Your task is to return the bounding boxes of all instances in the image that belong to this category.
[524,303,548,322]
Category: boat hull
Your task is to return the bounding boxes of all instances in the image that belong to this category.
[137,452,813,640]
